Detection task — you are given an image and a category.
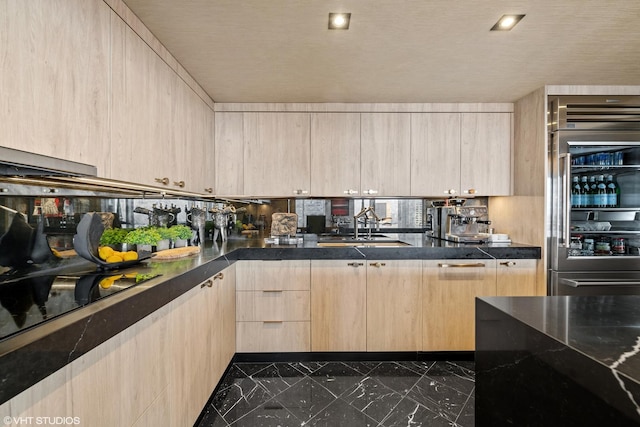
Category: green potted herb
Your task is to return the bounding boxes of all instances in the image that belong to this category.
[124,227,162,252]
[170,224,193,247]
[99,228,132,251]
[154,226,173,251]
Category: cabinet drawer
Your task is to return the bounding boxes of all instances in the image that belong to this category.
[236,260,311,291]
[236,291,310,321]
[236,321,310,352]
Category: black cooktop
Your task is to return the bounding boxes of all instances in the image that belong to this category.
[0,269,159,341]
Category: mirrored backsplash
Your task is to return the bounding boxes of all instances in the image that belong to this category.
[0,193,488,246]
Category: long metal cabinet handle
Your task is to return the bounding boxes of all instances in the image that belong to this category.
[369,262,386,268]
[347,262,364,267]
[262,290,283,293]
[500,261,517,267]
[560,152,571,248]
[200,279,213,288]
[438,263,486,268]
[213,272,224,280]
[562,279,640,288]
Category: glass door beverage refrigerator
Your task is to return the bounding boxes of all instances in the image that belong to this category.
[548,95,640,295]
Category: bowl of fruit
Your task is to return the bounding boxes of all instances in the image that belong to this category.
[73,212,153,270]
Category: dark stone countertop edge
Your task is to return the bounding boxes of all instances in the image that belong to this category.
[0,241,540,404]
[476,296,640,422]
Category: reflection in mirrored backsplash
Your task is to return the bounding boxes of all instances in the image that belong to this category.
[0,193,488,256]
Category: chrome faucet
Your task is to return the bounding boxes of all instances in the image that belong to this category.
[354,206,381,239]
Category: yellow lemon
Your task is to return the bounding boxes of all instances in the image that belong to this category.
[123,251,138,262]
[98,246,114,261]
[99,276,117,289]
[105,254,124,263]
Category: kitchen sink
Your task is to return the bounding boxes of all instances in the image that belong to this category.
[317,233,391,241]
[316,240,411,247]
[316,234,410,247]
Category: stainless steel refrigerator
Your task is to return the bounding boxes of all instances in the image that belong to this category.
[548,95,640,295]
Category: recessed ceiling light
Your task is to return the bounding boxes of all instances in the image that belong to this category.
[329,13,351,30]
[490,14,525,31]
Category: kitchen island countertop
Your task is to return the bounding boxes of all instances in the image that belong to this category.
[476,295,640,426]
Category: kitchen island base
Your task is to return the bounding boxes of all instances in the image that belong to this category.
[476,296,640,426]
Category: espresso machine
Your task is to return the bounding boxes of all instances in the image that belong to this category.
[427,203,492,243]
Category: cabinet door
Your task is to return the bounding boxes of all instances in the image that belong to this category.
[496,259,538,296]
[410,113,461,197]
[0,0,111,176]
[166,271,227,426]
[111,21,174,186]
[366,260,422,351]
[361,113,411,196]
[422,259,496,351]
[244,112,310,197]
[460,113,512,196]
[217,266,237,376]
[214,112,245,195]
[310,113,361,197]
[311,260,366,351]
[171,77,211,193]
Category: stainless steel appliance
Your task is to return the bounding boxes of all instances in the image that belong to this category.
[427,204,491,242]
[549,95,640,295]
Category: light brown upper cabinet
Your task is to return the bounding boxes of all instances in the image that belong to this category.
[361,113,412,197]
[310,113,361,197]
[243,113,311,197]
[460,113,512,196]
[410,113,462,197]
[112,19,215,193]
[111,21,175,187]
[411,112,512,197]
[214,112,245,196]
[0,0,111,176]
[169,77,214,194]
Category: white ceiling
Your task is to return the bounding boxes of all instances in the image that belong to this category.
[121,0,640,104]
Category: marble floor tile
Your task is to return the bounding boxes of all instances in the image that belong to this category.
[406,375,470,422]
[273,377,335,423]
[309,362,367,397]
[341,376,403,423]
[196,360,475,427]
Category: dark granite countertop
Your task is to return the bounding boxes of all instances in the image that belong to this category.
[0,234,540,404]
[477,296,640,425]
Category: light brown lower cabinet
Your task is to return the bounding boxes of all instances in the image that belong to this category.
[2,266,236,427]
[235,260,311,352]
[311,259,367,351]
[496,259,538,296]
[236,321,310,352]
[422,259,497,351]
[366,260,422,351]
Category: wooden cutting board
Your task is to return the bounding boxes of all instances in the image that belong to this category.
[153,246,201,260]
